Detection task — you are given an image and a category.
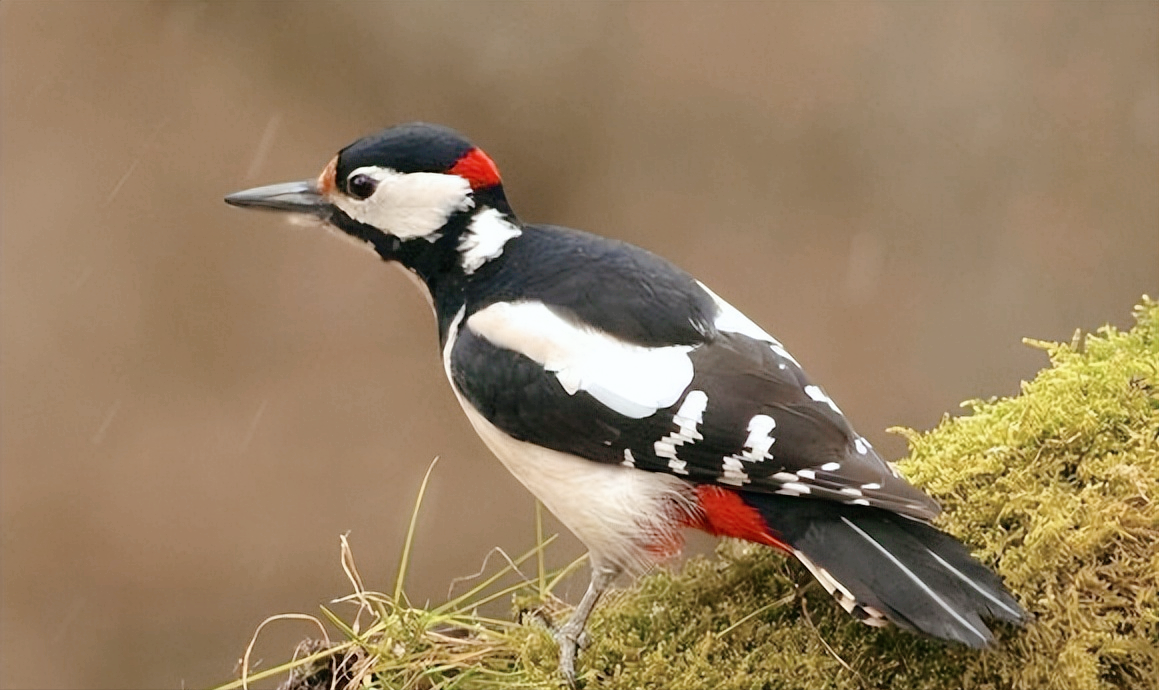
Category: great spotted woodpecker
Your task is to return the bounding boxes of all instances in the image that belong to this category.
[225,122,1024,683]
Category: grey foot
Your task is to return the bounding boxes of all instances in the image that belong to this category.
[553,619,585,687]
[525,609,588,686]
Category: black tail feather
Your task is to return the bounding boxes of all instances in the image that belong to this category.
[743,494,1024,647]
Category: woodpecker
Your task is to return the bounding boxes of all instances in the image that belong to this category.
[226,122,1024,683]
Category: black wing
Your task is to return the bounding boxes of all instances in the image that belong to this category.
[449,304,939,521]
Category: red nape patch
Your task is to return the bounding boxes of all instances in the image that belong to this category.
[449,147,502,189]
[688,486,792,553]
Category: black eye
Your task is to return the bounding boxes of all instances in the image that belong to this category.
[347,173,378,200]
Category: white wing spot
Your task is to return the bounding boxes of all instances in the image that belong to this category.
[653,440,689,475]
[741,414,776,461]
[804,385,843,414]
[853,437,870,455]
[721,414,776,485]
[654,390,708,476]
[458,208,522,274]
[850,498,871,506]
[821,462,841,472]
[840,487,863,497]
[780,481,811,495]
[796,469,816,480]
[621,448,636,468]
[720,456,749,486]
[860,482,881,490]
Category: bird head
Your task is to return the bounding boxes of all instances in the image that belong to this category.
[225,122,512,257]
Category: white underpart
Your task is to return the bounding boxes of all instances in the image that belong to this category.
[804,384,844,415]
[458,208,522,274]
[467,301,695,419]
[331,166,473,239]
[459,403,696,572]
[443,308,693,571]
[697,281,802,366]
[720,414,777,486]
[653,391,708,476]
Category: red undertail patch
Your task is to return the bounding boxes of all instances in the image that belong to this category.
[691,486,792,553]
[450,147,502,189]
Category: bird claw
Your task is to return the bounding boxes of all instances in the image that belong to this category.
[553,624,583,687]
[523,608,586,686]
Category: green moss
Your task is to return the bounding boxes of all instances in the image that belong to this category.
[222,298,1158,690]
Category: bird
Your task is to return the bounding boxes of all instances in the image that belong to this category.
[225,122,1024,684]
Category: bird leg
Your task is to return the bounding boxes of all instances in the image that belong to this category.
[554,561,619,686]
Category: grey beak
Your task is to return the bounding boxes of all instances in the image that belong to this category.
[224,180,330,217]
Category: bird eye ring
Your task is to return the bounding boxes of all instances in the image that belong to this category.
[347,173,378,200]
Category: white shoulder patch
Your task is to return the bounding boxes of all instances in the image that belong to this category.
[332,166,473,240]
[458,208,522,274]
[466,301,695,419]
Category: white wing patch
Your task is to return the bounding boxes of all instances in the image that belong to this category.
[458,208,522,274]
[467,301,695,419]
[331,166,474,240]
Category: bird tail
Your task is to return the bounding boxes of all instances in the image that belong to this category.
[742,493,1025,646]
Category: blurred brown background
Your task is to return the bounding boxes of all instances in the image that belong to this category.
[2,2,1156,689]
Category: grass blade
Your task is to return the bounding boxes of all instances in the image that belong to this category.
[395,456,440,602]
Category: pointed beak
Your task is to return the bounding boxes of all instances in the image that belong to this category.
[224,180,331,218]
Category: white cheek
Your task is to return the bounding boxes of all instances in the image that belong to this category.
[333,167,473,239]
